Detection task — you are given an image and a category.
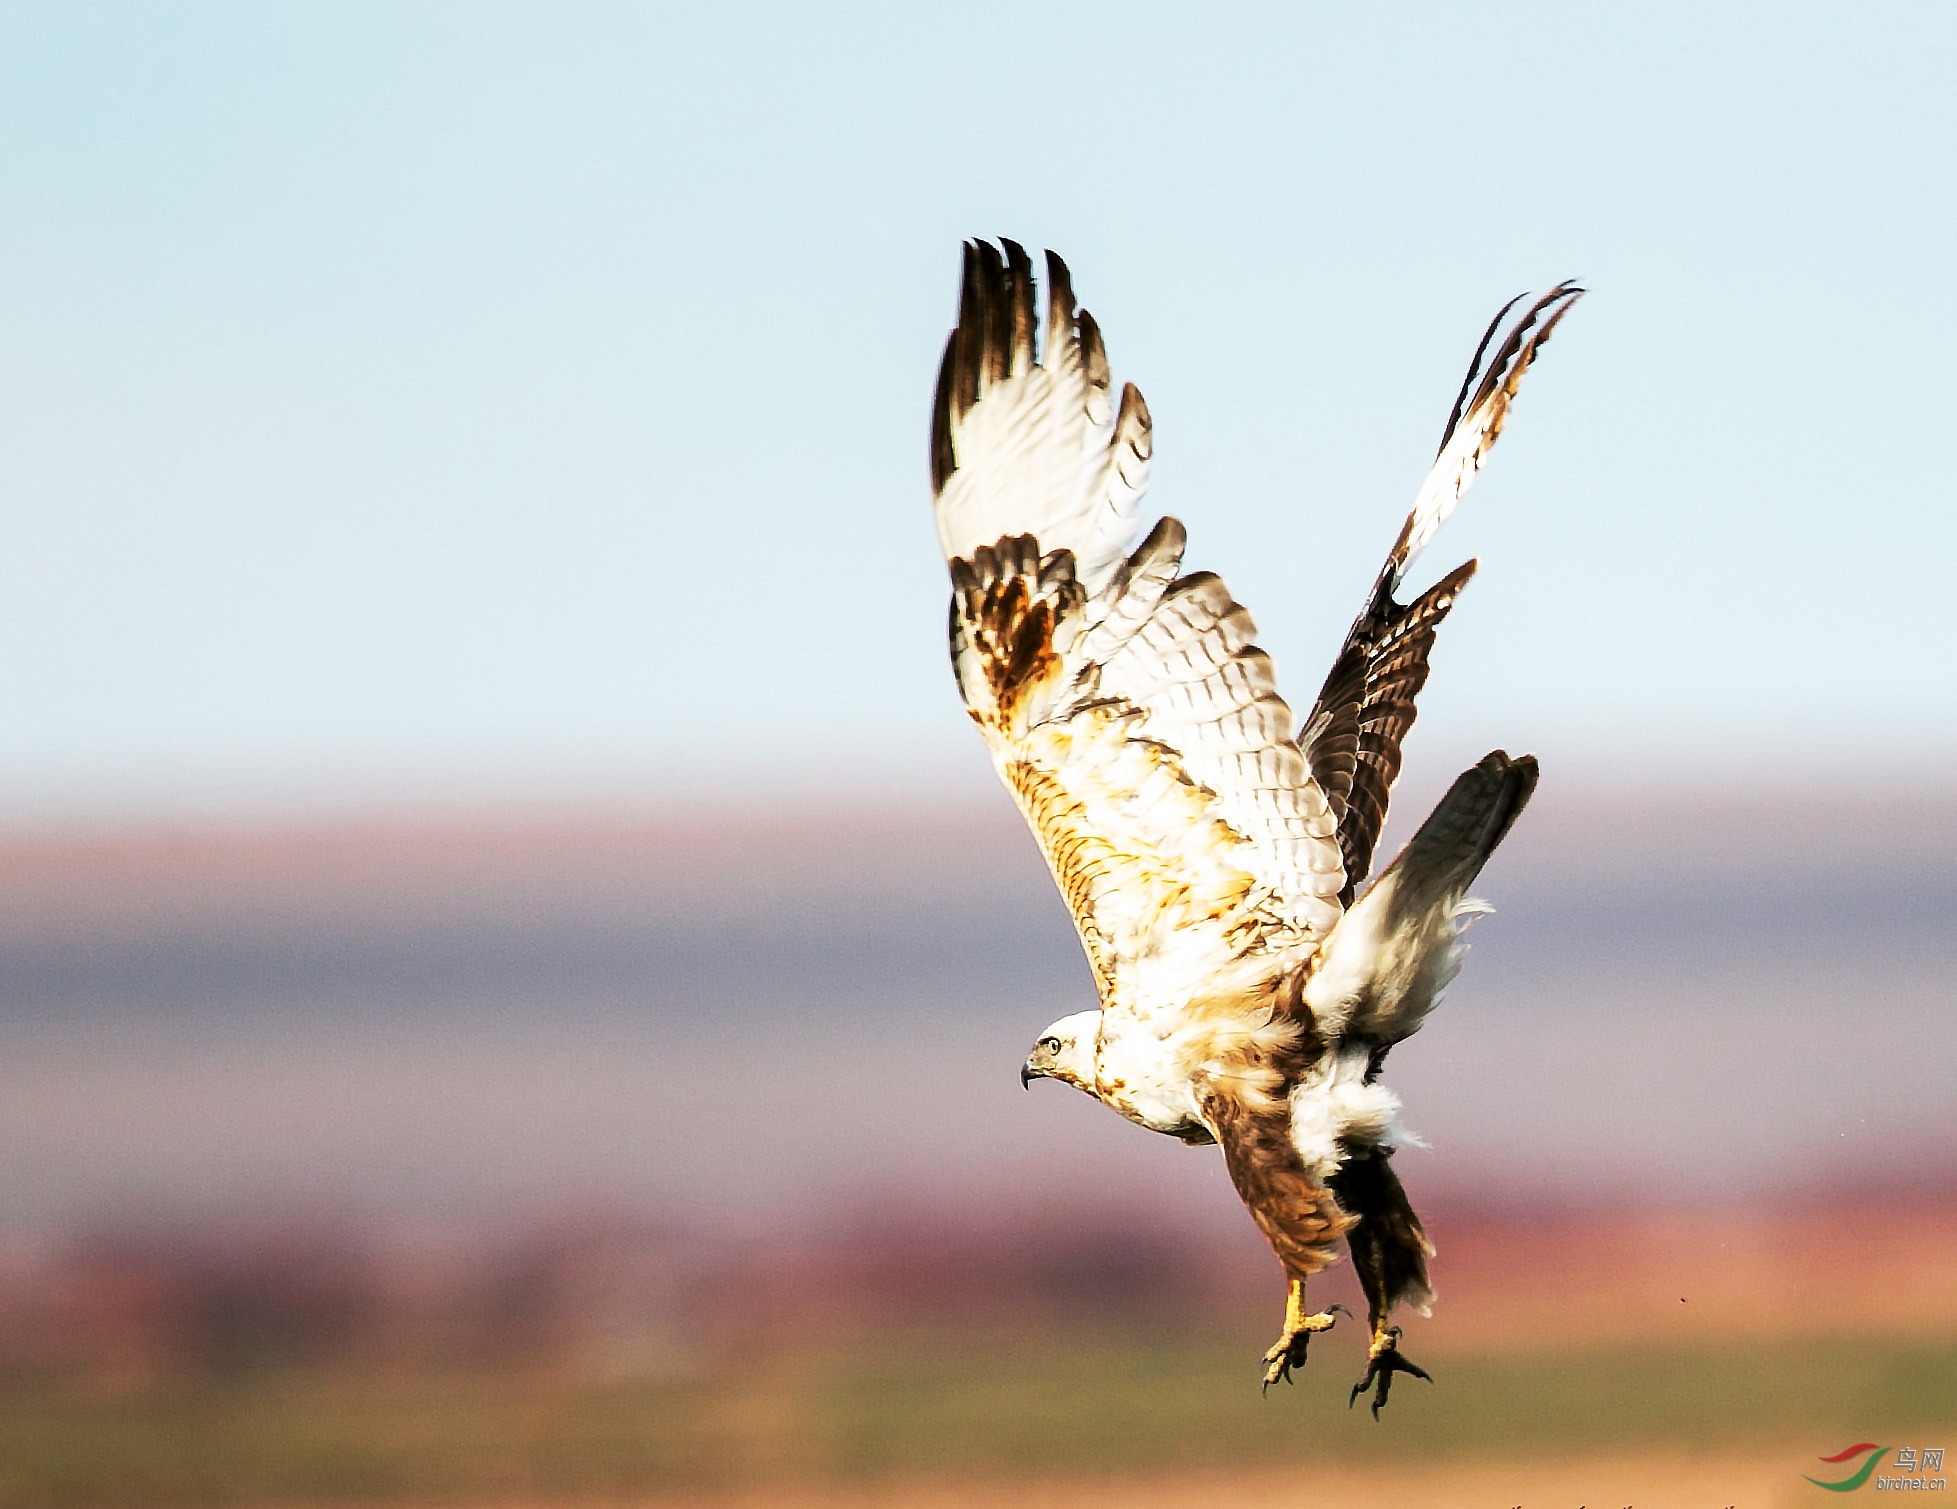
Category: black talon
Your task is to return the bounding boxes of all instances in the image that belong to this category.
[1260,1305,1351,1396]
[1368,1350,1432,1419]
[1261,1347,1303,1396]
[1348,1328,1433,1419]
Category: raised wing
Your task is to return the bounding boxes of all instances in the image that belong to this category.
[1306,283,1581,902]
[935,243,1345,1020]
[932,241,1151,594]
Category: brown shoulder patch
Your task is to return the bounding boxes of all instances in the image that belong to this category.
[955,536,1083,729]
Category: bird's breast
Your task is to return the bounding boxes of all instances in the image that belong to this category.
[1094,1033,1205,1138]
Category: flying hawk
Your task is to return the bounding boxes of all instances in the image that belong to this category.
[929,242,1580,1414]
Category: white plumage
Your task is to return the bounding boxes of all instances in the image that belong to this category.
[933,241,1578,1412]
[931,250,1150,591]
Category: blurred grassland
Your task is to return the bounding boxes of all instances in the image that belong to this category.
[1,1330,1950,1507]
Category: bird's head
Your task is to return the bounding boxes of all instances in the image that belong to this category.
[1020,1010,1100,1093]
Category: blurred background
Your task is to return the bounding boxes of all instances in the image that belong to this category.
[1,3,1952,1505]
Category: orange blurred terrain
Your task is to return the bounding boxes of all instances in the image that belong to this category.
[0,1189,1950,1507]
[0,791,1951,1504]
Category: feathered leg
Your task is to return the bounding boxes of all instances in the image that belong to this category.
[1332,1145,1435,1418]
[1200,1079,1357,1395]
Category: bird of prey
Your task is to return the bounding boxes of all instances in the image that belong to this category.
[929,242,1580,1414]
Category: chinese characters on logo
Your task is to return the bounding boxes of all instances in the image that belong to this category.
[1876,1446,1947,1492]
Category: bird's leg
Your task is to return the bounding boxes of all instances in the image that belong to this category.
[1341,1209,1434,1418]
[1260,1279,1347,1393]
[1348,1322,1432,1419]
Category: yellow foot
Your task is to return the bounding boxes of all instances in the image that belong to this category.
[1260,1302,1349,1393]
[1348,1326,1432,1418]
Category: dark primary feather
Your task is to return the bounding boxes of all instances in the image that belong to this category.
[931,241,1005,493]
[932,239,1152,593]
[1436,291,1530,460]
[1416,280,1585,560]
[1043,249,1078,362]
[929,239,1071,496]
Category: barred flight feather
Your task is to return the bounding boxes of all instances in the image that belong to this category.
[1309,282,1582,900]
[933,241,1151,592]
[1074,517,1186,662]
[1309,559,1477,902]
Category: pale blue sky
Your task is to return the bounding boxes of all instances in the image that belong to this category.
[1,2,1951,819]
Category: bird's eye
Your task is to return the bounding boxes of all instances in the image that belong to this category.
[1040,1036,1061,1054]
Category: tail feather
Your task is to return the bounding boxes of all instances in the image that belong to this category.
[1302,751,1538,1045]
[1397,749,1539,898]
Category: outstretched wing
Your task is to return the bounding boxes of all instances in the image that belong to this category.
[935,242,1346,1021]
[1305,284,1582,902]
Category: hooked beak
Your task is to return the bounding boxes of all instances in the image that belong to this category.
[1020,1060,1035,1090]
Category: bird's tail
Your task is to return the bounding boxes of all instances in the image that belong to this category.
[1395,749,1539,899]
[1301,751,1538,1045]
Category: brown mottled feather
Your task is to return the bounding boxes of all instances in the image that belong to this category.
[949,529,1344,1021]
[1001,757,1123,998]
[1307,559,1477,904]
[1204,1082,1353,1282]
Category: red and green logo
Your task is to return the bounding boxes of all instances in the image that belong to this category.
[1806,1444,1885,1492]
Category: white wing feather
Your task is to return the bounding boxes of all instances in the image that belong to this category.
[1392,282,1584,584]
[932,242,1151,594]
[935,244,1344,1024]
